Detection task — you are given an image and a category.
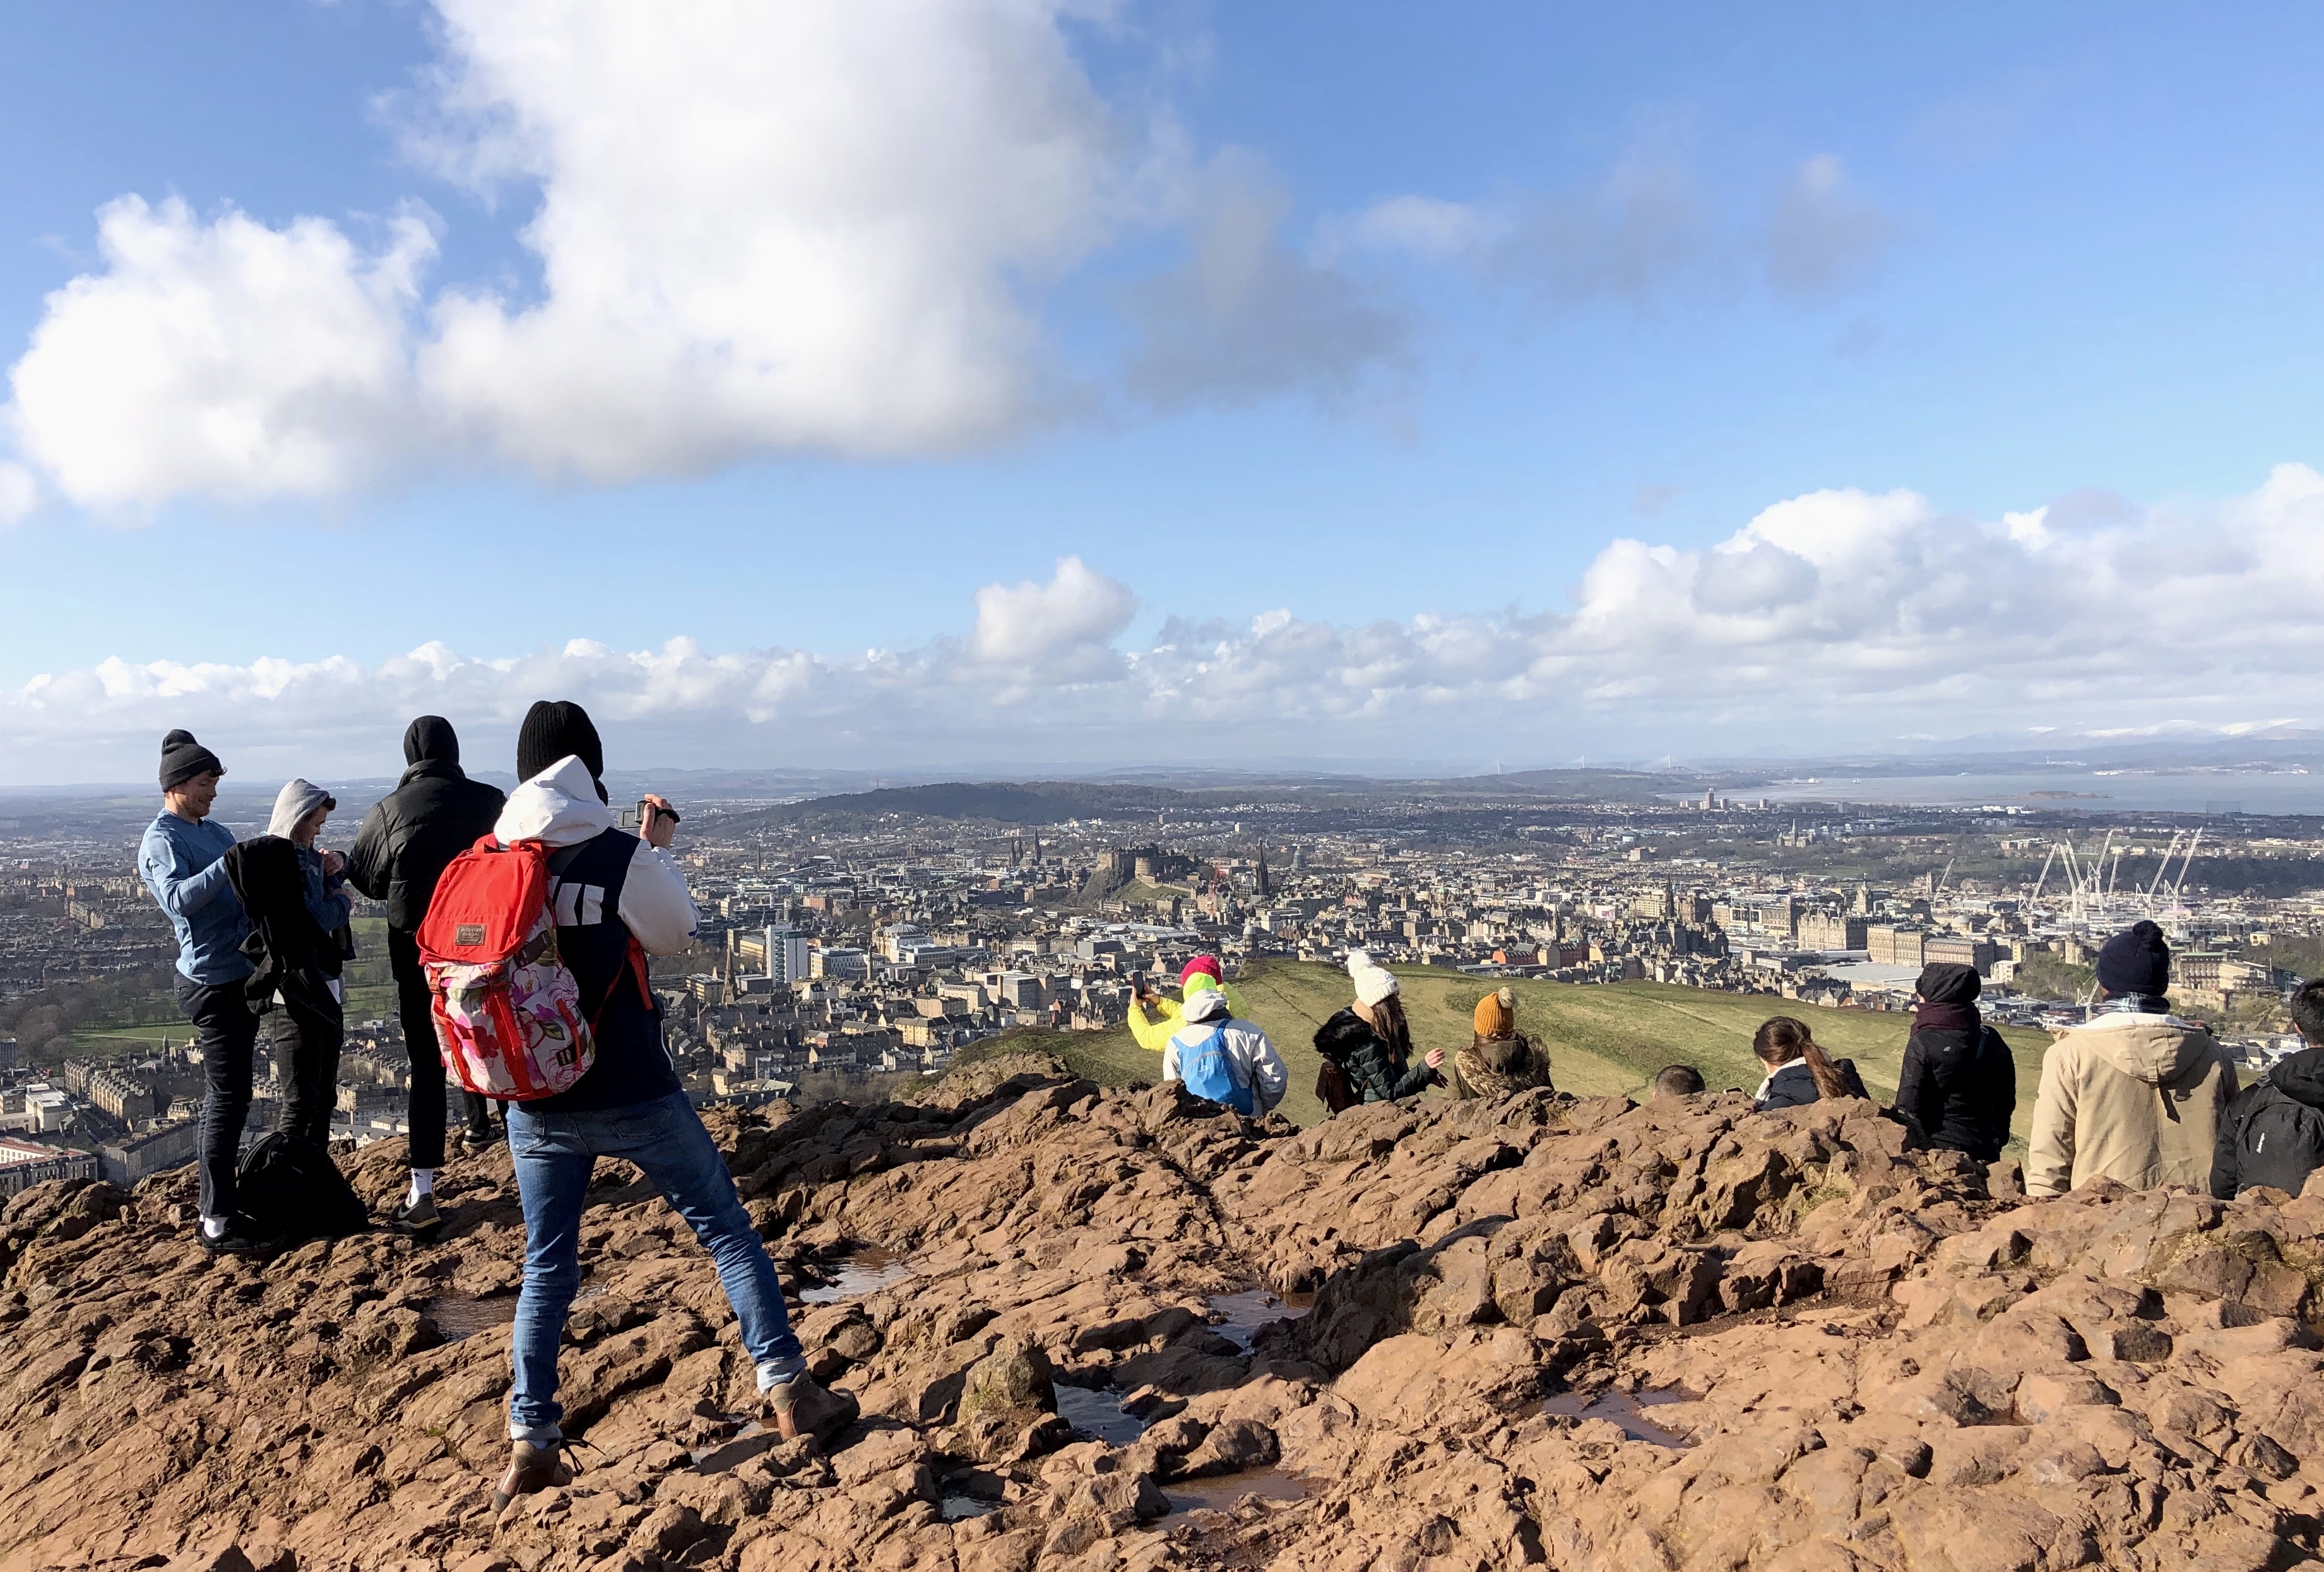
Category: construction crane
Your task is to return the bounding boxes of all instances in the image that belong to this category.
[2030,827,2205,934]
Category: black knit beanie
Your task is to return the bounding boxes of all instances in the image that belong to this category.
[516,700,606,799]
[158,729,225,791]
[2096,919,2171,998]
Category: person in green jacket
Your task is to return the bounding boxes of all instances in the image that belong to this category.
[1128,955,1250,1053]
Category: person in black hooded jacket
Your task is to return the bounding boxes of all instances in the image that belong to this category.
[1312,950,1445,1108]
[347,716,506,1232]
[2213,980,2324,1200]
[1892,962,2017,1162]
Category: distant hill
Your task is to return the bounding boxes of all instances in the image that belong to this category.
[723,779,1220,828]
[715,766,1695,829]
[1428,767,1692,801]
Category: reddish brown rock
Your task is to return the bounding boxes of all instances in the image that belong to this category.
[9,1057,2324,1569]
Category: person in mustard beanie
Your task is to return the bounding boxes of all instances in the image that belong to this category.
[1452,986,1555,1101]
[1127,954,1250,1053]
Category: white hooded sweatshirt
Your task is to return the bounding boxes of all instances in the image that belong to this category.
[1161,986,1289,1114]
[491,755,699,957]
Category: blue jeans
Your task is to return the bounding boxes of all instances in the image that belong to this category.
[505,1091,805,1443]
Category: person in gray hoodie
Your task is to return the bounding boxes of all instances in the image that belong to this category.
[263,779,353,1146]
[1159,984,1288,1114]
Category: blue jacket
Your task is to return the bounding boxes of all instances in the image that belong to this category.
[139,811,252,984]
[293,842,353,937]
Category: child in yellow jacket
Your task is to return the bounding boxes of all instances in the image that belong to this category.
[1128,955,1250,1053]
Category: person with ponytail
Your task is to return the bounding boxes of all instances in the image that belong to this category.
[1752,1016,1870,1111]
[1312,950,1446,1108]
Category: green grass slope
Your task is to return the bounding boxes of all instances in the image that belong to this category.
[987,960,2054,1152]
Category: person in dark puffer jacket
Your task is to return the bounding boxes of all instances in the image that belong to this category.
[1312,950,1445,1108]
[1894,962,2018,1162]
[346,716,508,1233]
[2214,979,2324,1200]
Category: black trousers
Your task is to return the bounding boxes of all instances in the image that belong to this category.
[269,969,344,1145]
[389,926,494,1169]
[175,973,261,1220]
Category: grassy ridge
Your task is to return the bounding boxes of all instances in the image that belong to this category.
[994,959,2054,1150]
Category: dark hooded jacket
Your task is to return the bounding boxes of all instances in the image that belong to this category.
[2212,1046,2324,1200]
[1756,1056,1870,1111]
[1314,1007,1438,1105]
[346,717,508,931]
[1894,962,2018,1162]
[223,835,340,1009]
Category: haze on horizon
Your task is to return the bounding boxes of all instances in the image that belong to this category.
[3,3,2323,786]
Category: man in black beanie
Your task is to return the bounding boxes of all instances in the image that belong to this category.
[347,716,507,1233]
[516,700,607,801]
[137,730,271,1253]
[487,701,856,1511]
[2028,920,2237,1197]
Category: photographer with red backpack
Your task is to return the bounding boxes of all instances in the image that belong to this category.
[448,701,855,1511]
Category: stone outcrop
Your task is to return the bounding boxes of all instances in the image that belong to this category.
[4,1055,2323,1569]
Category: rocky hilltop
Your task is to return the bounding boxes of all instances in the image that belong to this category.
[4,1053,2323,1571]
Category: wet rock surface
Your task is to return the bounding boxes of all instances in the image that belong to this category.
[4,1052,2324,1568]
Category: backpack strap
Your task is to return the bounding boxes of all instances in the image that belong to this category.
[543,837,656,1027]
[1171,1022,1229,1053]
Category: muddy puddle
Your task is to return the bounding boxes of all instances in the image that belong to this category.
[940,1496,999,1521]
[1163,1465,1310,1519]
[1206,1287,1315,1353]
[425,1282,603,1340]
[1540,1386,1692,1446]
[1055,1385,1149,1446]
[797,1246,913,1304]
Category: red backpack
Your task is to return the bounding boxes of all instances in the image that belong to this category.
[415,836,646,1101]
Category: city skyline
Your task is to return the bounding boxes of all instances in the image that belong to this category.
[6,4,2324,779]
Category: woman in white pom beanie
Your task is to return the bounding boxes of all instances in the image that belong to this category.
[1310,949,1445,1109]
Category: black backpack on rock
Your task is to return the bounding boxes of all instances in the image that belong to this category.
[237,1133,371,1243]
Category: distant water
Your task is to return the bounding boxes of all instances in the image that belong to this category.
[1731,770,2324,817]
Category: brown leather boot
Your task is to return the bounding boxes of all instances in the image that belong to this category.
[766,1376,860,1446]
[492,1438,571,1511]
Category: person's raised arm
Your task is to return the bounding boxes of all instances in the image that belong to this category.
[617,795,699,956]
[141,832,233,919]
[1127,992,1182,1053]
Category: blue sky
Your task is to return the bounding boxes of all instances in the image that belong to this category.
[3,3,2323,783]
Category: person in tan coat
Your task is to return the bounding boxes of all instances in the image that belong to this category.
[2027,921,2238,1197]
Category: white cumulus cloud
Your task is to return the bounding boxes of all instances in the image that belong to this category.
[1,1,1150,507]
[410,0,1127,478]
[10,467,2324,781]
[8,198,436,507]
[967,555,1137,679]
